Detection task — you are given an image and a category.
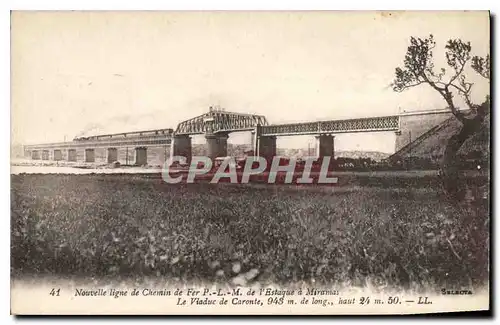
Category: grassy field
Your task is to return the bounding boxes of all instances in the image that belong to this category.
[10,174,489,292]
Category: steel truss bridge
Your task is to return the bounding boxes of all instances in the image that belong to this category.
[174,109,400,136]
[175,110,269,135]
[260,116,399,136]
[23,108,403,154]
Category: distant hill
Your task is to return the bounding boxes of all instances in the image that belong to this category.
[191,144,390,161]
[276,148,390,161]
[329,151,391,161]
[192,144,253,157]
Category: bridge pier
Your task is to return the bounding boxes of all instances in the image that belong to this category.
[251,130,256,152]
[172,135,192,164]
[316,135,335,169]
[53,149,63,161]
[85,149,95,163]
[68,149,77,162]
[316,134,335,158]
[107,148,118,163]
[206,133,228,159]
[257,135,277,163]
[135,147,147,166]
[41,150,50,160]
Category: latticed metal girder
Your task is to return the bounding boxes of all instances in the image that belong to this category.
[261,115,400,136]
[175,111,268,135]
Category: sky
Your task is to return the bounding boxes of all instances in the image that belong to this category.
[11,11,490,153]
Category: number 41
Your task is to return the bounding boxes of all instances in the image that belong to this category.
[49,288,60,296]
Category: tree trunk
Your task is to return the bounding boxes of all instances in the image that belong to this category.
[441,103,488,201]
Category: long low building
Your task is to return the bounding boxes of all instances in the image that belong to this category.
[24,128,174,166]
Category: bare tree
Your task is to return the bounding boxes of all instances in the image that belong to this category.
[392,35,490,200]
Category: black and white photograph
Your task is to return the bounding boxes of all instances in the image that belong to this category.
[9,10,490,315]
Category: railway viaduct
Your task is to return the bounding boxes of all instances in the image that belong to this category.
[23,107,456,166]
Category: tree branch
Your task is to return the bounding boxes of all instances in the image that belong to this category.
[393,80,426,92]
[420,71,445,92]
[442,86,466,123]
[447,57,467,87]
[392,35,487,125]
[472,54,490,80]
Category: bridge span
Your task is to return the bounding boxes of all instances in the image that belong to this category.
[22,107,454,166]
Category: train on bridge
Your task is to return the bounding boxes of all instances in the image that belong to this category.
[23,107,460,169]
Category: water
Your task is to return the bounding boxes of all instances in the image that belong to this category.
[10,165,162,175]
